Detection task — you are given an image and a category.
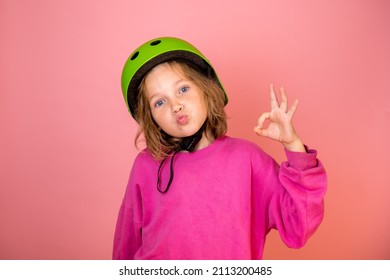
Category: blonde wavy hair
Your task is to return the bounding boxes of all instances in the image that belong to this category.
[134,61,227,160]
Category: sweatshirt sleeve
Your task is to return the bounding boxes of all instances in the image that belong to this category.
[267,146,327,248]
[112,159,143,260]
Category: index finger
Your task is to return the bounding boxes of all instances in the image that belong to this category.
[269,83,279,110]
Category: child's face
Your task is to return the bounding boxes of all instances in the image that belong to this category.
[144,63,208,138]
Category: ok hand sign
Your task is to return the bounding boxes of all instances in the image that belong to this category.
[254,84,306,152]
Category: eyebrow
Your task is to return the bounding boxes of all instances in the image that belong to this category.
[148,93,159,103]
[175,79,186,85]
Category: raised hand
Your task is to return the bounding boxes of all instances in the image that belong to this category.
[254,84,306,152]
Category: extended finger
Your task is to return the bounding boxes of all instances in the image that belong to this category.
[269,84,278,110]
[288,98,299,117]
[279,87,288,112]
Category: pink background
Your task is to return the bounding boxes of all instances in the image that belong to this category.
[1,0,389,259]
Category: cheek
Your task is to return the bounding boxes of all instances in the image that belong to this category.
[197,99,208,117]
[150,110,159,125]
[150,109,168,126]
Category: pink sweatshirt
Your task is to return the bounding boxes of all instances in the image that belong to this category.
[113,136,327,259]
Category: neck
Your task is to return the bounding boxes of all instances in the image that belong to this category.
[194,131,214,151]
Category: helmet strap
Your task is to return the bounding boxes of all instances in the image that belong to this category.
[178,121,207,152]
[156,120,207,193]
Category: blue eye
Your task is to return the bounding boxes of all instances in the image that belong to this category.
[179,86,189,94]
[154,100,165,108]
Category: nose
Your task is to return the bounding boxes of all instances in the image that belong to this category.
[172,101,184,113]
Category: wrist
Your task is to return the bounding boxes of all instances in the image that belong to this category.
[283,138,306,152]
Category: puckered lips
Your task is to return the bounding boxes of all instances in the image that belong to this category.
[176,114,189,125]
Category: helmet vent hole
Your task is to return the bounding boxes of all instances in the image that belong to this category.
[130,51,139,60]
[150,40,161,46]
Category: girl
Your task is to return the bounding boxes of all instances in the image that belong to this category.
[113,37,327,260]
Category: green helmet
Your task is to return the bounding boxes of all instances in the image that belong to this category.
[121,37,228,120]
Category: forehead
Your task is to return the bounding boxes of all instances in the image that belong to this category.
[147,62,187,79]
[144,62,188,92]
